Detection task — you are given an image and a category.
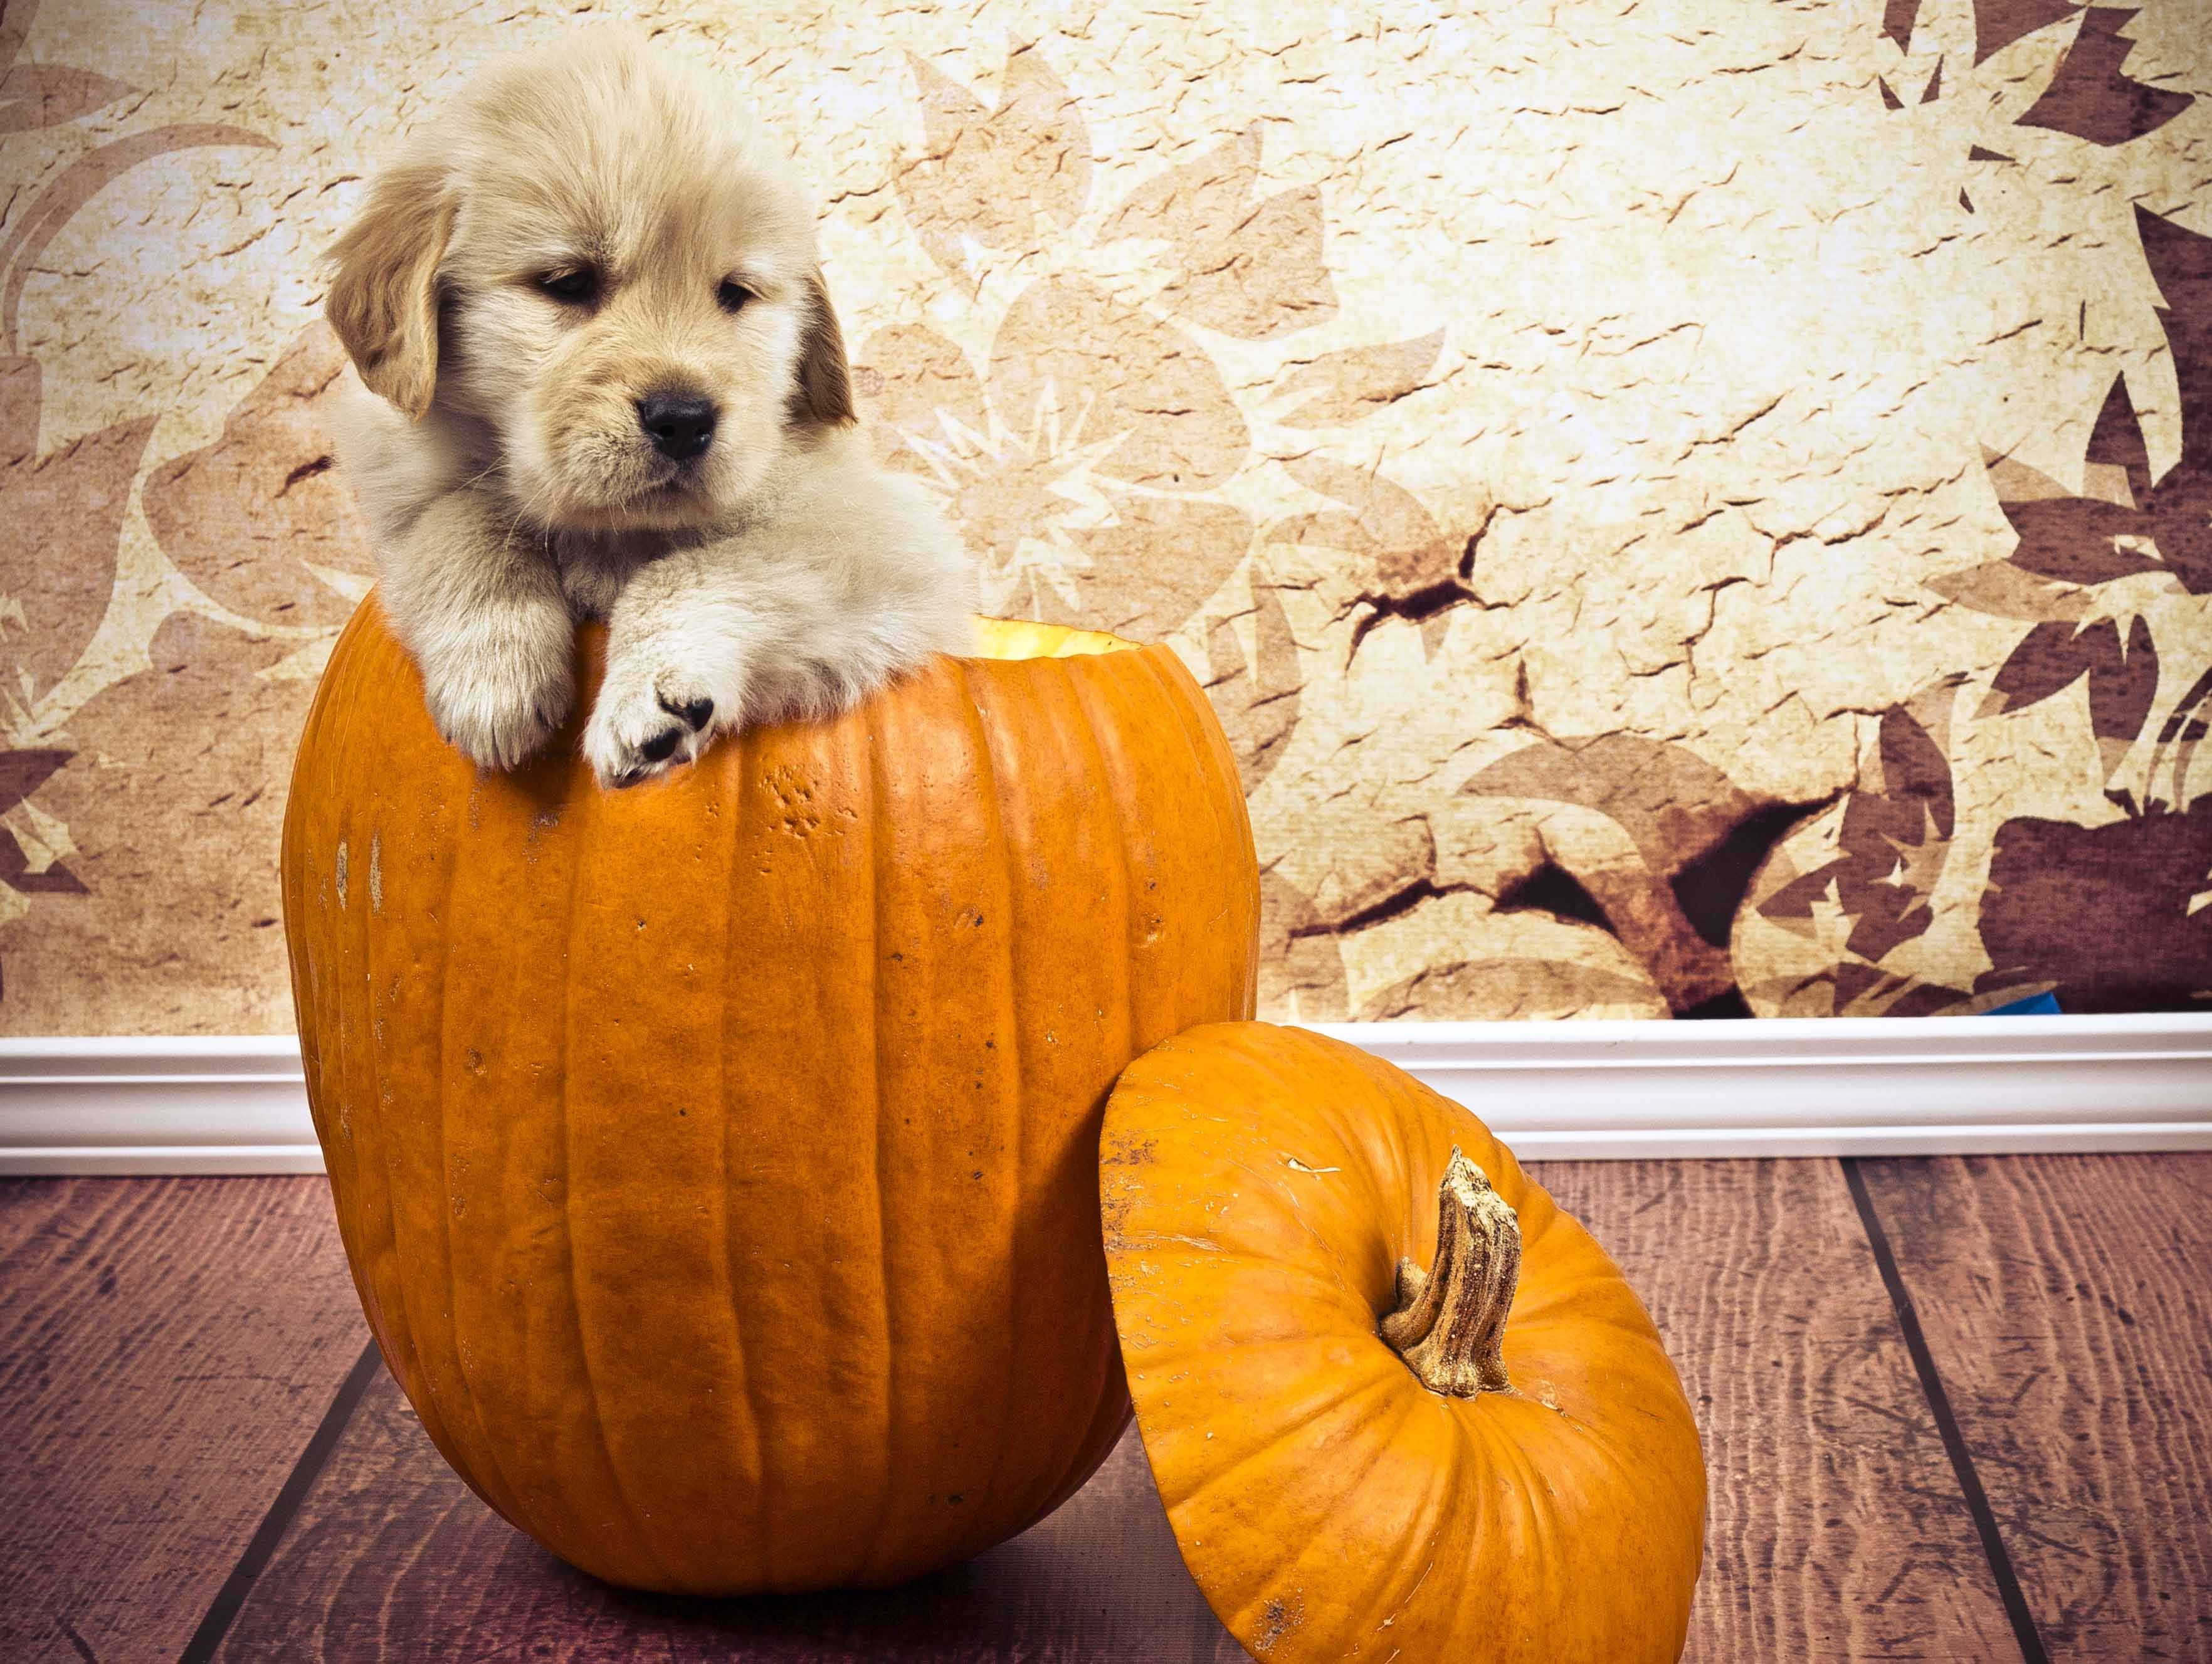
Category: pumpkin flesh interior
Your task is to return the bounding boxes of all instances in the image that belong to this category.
[966,617,1137,661]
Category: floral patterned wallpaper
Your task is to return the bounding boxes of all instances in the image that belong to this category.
[0,0,2207,1033]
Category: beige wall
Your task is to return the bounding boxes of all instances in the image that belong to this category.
[1,0,2208,1033]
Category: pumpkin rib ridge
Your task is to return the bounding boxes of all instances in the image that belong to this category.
[556,777,677,1589]
[1213,1028,1403,1238]
[712,729,772,1589]
[1355,1404,1463,1648]
[349,782,461,1497]
[1212,1381,1427,1650]
[856,712,902,1587]
[429,782,535,1539]
[1062,658,1141,1064]
[1144,650,1260,1006]
[957,661,1027,1550]
[1161,1358,1405,1514]
[1216,1145,1371,1297]
[1130,648,1240,945]
[1051,651,1142,1503]
[1109,1235,1351,1298]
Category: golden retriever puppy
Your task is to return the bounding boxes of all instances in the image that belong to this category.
[324,30,974,784]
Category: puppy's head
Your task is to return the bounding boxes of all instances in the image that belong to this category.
[326,31,851,533]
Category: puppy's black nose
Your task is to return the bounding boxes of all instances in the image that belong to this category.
[637,392,719,461]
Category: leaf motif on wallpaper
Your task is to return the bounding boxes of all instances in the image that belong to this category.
[1203,569,1303,794]
[0,117,276,725]
[2092,618,2162,779]
[1878,0,1919,53]
[1973,0,2082,65]
[853,289,1253,642]
[895,44,1092,291]
[1878,0,2081,65]
[1978,615,2157,781]
[1880,0,2081,71]
[142,324,376,631]
[16,613,313,1019]
[1096,125,1336,340]
[2146,664,2212,818]
[1982,616,2124,710]
[1959,199,2212,1007]
[1065,492,1252,643]
[0,410,155,717]
[1744,961,1983,1019]
[1461,734,1816,1016]
[2015,8,2193,145]
[1924,559,2090,623]
[991,277,1248,492]
[0,745,84,895]
[1272,330,1445,429]
[2,124,276,357]
[851,322,991,475]
[1759,702,1957,966]
[0,64,132,133]
[1268,455,1479,657]
[0,0,130,133]
[1358,956,1666,1022]
[1977,799,2212,1013]
[1256,869,1349,1021]
[1983,210,2212,606]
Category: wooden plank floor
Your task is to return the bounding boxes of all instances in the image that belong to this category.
[1,1156,2206,1662]
[0,1178,372,1663]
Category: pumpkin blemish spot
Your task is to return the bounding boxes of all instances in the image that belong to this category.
[335,840,349,908]
[368,832,382,912]
[1253,1593,1305,1652]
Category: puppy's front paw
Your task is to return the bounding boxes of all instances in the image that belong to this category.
[421,616,576,771]
[583,668,723,788]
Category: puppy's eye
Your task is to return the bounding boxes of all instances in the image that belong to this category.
[535,268,599,304]
[717,278,756,315]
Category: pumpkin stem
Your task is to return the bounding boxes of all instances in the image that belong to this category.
[1379,1147,1519,1397]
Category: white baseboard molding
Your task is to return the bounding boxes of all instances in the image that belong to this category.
[1,1014,2208,1173]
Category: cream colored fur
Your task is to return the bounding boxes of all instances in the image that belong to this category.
[324,30,975,784]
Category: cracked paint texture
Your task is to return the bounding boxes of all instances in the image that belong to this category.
[1,0,2208,1032]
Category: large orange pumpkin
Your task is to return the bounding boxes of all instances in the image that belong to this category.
[1100,1023,1706,1662]
[280,600,1260,1594]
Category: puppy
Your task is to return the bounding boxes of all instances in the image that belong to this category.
[323,31,975,786]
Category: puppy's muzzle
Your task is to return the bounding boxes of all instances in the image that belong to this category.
[638,391,719,461]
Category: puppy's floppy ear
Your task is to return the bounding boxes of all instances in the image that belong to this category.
[325,159,455,420]
[793,268,855,426]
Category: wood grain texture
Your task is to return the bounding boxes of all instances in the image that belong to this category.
[1859,1154,2212,1660]
[1531,1159,2020,1662]
[0,1177,368,1664]
[214,1367,1244,1663]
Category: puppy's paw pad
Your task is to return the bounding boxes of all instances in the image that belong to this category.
[637,725,685,765]
[659,692,714,731]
